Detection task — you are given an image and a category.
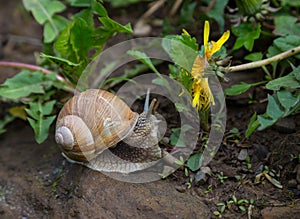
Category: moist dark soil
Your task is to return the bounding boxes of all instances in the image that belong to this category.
[0,1,300,218]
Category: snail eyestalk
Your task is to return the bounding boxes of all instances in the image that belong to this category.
[143,89,150,113]
[146,98,157,120]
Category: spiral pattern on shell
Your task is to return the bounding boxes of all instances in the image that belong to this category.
[55,89,139,162]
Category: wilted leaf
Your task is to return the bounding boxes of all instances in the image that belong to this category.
[9,105,27,120]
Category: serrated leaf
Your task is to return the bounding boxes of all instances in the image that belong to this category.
[273,35,300,59]
[187,152,203,171]
[232,22,261,51]
[266,94,284,120]
[23,0,66,25]
[99,17,133,33]
[26,100,56,143]
[43,15,69,43]
[0,70,57,99]
[274,16,300,36]
[162,36,198,72]
[55,18,93,63]
[224,82,252,96]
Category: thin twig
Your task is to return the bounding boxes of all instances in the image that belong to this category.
[227,45,300,72]
[141,0,166,20]
[0,61,75,92]
[0,61,64,82]
[170,0,183,16]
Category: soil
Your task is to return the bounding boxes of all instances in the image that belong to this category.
[1,1,300,219]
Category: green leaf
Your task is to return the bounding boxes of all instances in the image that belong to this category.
[203,0,229,32]
[106,0,141,8]
[23,0,67,43]
[23,0,66,25]
[280,0,300,6]
[25,100,56,143]
[99,17,133,33]
[179,1,196,26]
[274,35,300,59]
[162,35,198,72]
[232,22,261,51]
[55,18,93,63]
[266,94,284,120]
[257,114,276,130]
[266,67,300,90]
[224,82,252,96]
[0,70,58,99]
[274,16,300,37]
[187,152,203,171]
[245,112,259,138]
[244,52,263,61]
[277,90,299,111]
[67,0,92,7]
[43,15,69,43]
[0,115,15,135]
[170,125,193,147]
[127,50,160,74]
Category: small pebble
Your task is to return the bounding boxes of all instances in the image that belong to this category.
[237,149,248,161]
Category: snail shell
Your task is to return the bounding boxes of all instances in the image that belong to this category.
[55,89,139,163]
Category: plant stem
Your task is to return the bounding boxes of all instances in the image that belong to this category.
[227,45,300,73]
[0,61,75,92]
[0,60,62,77]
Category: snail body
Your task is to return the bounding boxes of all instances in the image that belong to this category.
[55,89,162,173]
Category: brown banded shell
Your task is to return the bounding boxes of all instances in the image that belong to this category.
[55,89,139,162]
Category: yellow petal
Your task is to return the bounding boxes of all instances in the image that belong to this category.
[210,30,230,56]
[182,29,190,36]
[204,21,210,48]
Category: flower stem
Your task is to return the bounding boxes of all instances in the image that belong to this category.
[227,45,300,73]
[0,61,75,92]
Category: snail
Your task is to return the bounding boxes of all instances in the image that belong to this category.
[55,89,165,173]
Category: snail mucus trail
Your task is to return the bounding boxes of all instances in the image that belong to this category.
[55,89,166,173]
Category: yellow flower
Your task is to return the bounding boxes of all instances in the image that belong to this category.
[204,21,230,60]
[190,21,230,111]
[191,56,213,111]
